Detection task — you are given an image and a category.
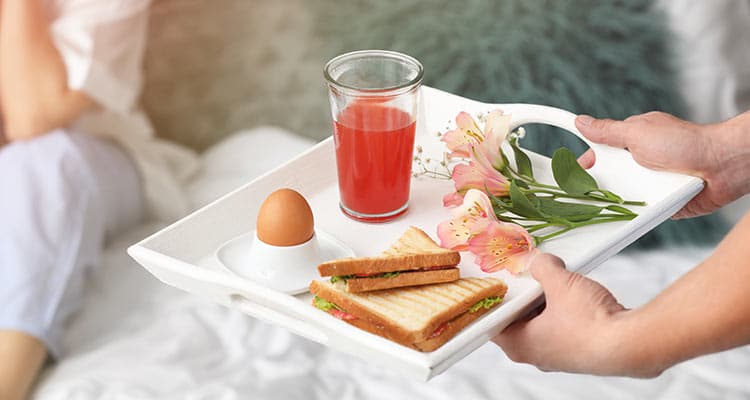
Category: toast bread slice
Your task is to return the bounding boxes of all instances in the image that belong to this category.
[344,268,460,293]
[339,300,496,351]
[309,277,508,346]
[317,226,460,277]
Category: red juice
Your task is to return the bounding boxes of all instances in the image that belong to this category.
[333,102,416,221]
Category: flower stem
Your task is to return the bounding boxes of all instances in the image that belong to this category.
[533,214,636,243]
[525,181,560,190]
[522,188,644,206]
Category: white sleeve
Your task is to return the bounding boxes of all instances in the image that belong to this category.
[49,0,152,114]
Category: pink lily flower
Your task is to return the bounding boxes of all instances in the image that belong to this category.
[441,111,483,158]
[444,144,510,205]
[468,220,540,274]
[480,110,512,170]
[437,189,498,251]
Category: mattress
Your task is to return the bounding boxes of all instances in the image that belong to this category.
[31,126,750,399]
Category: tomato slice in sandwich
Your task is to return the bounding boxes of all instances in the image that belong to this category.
[329,309,357,321]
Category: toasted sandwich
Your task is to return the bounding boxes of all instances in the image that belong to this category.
[317,226,461,293]
[310,277,508,352]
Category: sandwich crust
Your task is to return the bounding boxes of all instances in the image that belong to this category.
[345,268,460,293]
[412,304,494,352]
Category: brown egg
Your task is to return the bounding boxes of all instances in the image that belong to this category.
[256,188,315,246]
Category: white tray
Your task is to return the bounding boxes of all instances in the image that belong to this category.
[128,86,703,381]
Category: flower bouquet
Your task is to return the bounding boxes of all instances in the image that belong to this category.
[419,111,645,274]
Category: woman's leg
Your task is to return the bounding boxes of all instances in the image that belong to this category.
[0,130,143,399]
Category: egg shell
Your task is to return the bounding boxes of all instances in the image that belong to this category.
[256,189,315,246]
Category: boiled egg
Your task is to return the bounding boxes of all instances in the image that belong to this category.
[256,188,315,246]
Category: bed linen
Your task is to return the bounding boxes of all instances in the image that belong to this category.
[31,126,750,399]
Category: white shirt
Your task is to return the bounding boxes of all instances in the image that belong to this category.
[46,0,200,221]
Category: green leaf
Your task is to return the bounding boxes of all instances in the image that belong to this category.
[510,137,534,179]
[551,148,599,195]
[509,181,545,218]
[380,271,401,278]
[605,205,636,215]
[330,275,353,284]
[313,296,341,312]
[469,296,504,313]
[599,190,624,204]
[537,198,603,222]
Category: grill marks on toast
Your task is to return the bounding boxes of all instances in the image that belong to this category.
[309,277,508,348]
[317,227,460,277]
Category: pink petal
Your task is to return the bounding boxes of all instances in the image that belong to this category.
[467,221,537,274]
[442,112,484,158]
[437,218,471,251]
[455,112,482,135]
[481,111,511,170]
[438,189,498,251]
[441,129,472,158]
[451,159,509,198]
[443,192,464,207]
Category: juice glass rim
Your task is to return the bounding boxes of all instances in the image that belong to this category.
[324,50,424,97]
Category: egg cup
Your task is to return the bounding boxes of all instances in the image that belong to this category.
[216,229,355,294]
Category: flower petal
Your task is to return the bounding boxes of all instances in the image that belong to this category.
[481,111,511,170]
[452,148,509,197]
[442,192,464,207]
[442,129,473,158]
[442,112,484,158]
[437,218,471,251]
[438,189,498,251]
[456,112,482,138]
[468,220,537,274]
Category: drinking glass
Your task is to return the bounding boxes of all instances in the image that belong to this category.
[324,50,423,222]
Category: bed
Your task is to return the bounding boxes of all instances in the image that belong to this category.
[32,0,750,398]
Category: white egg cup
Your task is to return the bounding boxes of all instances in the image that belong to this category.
[247,232,321,281]
[216,229,354,294]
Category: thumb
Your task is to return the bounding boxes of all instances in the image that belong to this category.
[529,253,569,292]
[575,115,629,149]
[577,149,596,169]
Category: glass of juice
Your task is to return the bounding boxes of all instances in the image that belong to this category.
[324,50,423,223]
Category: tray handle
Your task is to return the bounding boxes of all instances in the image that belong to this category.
[229,293,330,345]
[507,104,635,171]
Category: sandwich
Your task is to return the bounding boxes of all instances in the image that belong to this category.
[317,226,461,293]
[310,277,508,352]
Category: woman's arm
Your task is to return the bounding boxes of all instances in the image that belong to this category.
[612,209,750,375]
[0,0,92,141]
[494,210,750,378]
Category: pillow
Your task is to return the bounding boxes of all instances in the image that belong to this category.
[314,0,728,248]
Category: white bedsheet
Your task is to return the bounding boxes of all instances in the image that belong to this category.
[31,127,750,399]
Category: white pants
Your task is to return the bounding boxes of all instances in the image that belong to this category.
[0,130,144,358]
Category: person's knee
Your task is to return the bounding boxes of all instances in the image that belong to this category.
[0,130,97,203]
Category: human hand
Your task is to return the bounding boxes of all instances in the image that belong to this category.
[492,254,654,377]
[575,111,750,219]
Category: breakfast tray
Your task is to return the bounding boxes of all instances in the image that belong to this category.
[128,86,703,381]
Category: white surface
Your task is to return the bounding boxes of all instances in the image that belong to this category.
[33,126,750,399]
[126,87,705,381]
[217,230,355,295]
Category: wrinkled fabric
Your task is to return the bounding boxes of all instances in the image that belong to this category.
[0,130,143,358]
